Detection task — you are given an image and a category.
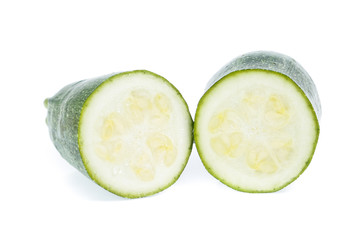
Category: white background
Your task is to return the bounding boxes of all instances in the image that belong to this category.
[1,0,362,239]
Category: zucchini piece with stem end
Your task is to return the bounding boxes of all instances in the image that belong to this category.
[45,70,193,198]
[194,51,321,193]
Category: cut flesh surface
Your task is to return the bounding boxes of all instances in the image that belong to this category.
[79,71,193,198]
[195,70,319,192]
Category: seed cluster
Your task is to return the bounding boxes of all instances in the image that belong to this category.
[208,91,293,173]
[95,89,177,181]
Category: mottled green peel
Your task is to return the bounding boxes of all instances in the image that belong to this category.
[46,75,111,177]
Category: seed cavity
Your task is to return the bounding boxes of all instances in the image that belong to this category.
[271,138,293,162]
[147,133,177,167]
[264,95,290,129]
[208,91,293,174]
[246,146,278,173]
[208,110,240,133]
[210,132,244,158]
[95,139,123,162]
[94,89,176,181]
[154,93,171,114]
[131,153,155,181]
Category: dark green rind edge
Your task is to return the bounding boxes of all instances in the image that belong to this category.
[195,52,321,193]
[44,70,193,198]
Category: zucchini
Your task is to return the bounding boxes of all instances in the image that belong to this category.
[194,51,321,192]
[45,70,193,198]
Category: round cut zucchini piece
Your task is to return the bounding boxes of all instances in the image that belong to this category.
[45,70,193,198]
[194,51,321,192]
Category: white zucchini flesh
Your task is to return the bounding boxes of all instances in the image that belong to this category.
[79,72,192,197]
[195,69,319,192]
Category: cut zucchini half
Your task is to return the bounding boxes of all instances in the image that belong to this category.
[45,70,193,198]
[194,51,321,192]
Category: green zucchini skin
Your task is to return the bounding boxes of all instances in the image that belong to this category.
[45,73,114,177]
[206,51,321,120]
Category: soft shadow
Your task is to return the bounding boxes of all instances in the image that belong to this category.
[66,171,127,201]
[177,146,213,184]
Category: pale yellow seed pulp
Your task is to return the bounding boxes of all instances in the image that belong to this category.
[94,89,177,181]
[208,92,293,174]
